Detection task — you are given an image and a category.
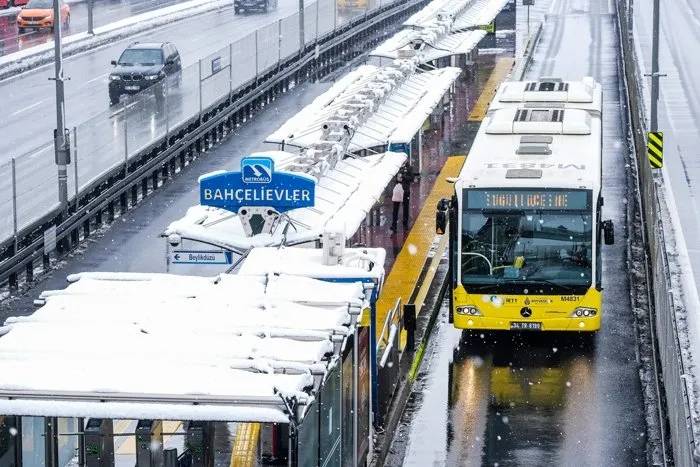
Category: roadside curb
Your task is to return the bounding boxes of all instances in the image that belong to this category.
[0,0,229,81]
[369,259,448,467]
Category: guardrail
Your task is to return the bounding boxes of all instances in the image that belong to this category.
[616,0,699,464]
[511,21,542,81]
[0,0,429,291]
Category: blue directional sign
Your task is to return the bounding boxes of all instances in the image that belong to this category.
[200,156,316,213]
[170,250,233,265]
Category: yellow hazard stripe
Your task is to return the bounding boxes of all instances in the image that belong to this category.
[648,132,663,147]
[648,155,663,168]
[647,143,663,158]
[467,57,515,122]
[375,156,465,350]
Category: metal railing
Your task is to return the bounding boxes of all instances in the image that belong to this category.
[617,0,700,464]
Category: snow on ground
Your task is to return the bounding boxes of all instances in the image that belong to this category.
[0,0,230,80]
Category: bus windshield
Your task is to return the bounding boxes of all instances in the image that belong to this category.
[461,189,593,295]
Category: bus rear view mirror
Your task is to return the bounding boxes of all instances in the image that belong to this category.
[436,198,449,235]
[603,220,615,245]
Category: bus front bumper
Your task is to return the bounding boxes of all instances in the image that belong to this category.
[453,314,601,332]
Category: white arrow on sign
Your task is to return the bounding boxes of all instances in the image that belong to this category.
[169,250,233,265]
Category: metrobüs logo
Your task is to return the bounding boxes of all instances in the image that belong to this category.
[241,157,273,184]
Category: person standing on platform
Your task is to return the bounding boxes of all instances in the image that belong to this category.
[390,178,404,233]
[400,165,415,229]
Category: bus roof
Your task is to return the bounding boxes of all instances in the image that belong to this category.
[457,78,602,194]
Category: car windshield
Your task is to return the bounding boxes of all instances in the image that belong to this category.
[461,189,593,294]
[118,49,163,66]
[26,0,53,8]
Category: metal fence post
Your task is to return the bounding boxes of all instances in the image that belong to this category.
[198,59,203,120]
[278,19,282,67]
[87,0,94,35]
[255,29,259,77]
[165,85,170,147]
[73,126,78,201]
[124,118,128,173]
[229,42,234,96]
[11,158,18,248]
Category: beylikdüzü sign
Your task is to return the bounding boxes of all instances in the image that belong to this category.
[199,156,316,213]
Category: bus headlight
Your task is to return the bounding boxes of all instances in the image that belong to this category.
[572,307,597,317]
[457,306,481,316]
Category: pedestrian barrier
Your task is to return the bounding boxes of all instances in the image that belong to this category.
[0,0,430,292]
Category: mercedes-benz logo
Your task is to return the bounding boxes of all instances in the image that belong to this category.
[520,307,533,318]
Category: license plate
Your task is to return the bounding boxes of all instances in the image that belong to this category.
[125,85,140,91]
[510,321,542,331]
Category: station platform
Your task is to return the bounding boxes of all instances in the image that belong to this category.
[369,55,515,352]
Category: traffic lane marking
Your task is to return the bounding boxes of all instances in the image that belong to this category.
[9,100,43,117]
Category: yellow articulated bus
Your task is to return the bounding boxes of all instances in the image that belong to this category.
[436,77,615,333]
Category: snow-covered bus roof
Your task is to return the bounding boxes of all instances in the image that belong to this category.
[457,78,603,194]
[0,272,367,421]
[238,246,386,281]
[266,65,461,150]
[492,77,603,110]
[164,152,405,252]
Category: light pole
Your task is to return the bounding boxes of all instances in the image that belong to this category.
[298,0,305,54]
[649,0,660,130]
[52,0,70,208]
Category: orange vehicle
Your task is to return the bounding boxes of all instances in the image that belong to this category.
[1,0,29,9]
[16,0,69,32]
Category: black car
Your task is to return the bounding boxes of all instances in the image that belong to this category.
[108,42,181,106]
[234,0,277,14]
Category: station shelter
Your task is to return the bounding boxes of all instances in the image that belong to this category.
[0,257,381,467]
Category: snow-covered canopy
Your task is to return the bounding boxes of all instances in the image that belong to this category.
[163,151,405,253]
[238,246,386,281]
[370,29,486,63]
[0,272,368,421]
[451,0,512,31]
[266,65,461,150]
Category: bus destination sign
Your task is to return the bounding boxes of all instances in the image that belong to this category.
[466,189,589,210]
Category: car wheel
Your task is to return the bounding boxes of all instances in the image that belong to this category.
[109,94,120,106]
[18,27,25,33]
[234,6,240,13]
[262,1,267,12]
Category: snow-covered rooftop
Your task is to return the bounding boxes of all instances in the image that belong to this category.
[451,0,512,31]
[164,151,405,252]
[238,246,386,280]
[266,65,461,150]
[370,29,486,64]
[0,272,368,421]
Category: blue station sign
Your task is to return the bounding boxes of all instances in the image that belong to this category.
[199,156,316,213]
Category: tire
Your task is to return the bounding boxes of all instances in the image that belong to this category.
[262,1,267,12]
[234,6,240,13]
[109,94,120,106]
[18,27,25,33]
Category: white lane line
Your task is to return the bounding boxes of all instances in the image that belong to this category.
[9,100,43,117]
[85,72,108,85]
